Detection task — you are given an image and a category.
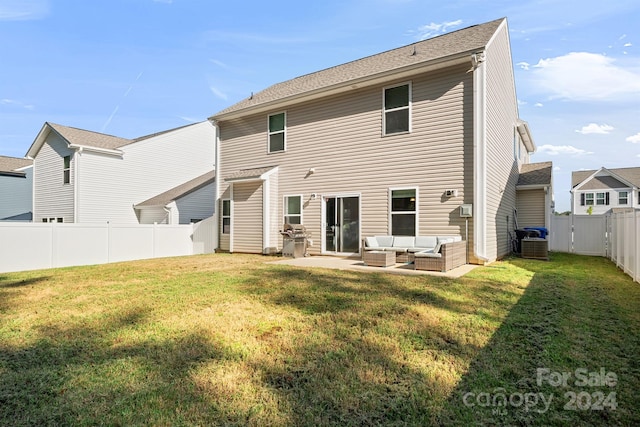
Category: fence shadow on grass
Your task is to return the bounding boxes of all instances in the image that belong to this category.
[436,253,640,426]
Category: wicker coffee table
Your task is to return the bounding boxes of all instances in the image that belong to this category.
[363,250,395,267]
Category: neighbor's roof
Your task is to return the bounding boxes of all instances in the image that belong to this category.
[134,171,215,208]
[572,167,640,189]
[517,162,553,187]
[0,155,32,173]
[211,18,505,119]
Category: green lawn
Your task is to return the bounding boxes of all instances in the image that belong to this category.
[1,252,638,426]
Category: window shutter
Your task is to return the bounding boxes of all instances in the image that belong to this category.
[580,193,585,206]
[606,192,610,205]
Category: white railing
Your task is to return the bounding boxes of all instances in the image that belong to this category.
[0,216,216,274]
[608,210,640,282]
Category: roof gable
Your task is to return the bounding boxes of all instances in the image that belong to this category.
[572,167,640,189]
[134,171,215,208]
[211,18,505,119]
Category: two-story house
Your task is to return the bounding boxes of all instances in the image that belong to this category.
[209,17,551,264]
[571,167,640,215]
[0,155,33,221]
[26,121,216,224]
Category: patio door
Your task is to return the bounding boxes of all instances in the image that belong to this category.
[324,196,360,254]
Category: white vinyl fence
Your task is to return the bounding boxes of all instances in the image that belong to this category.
[550,210,640,282]
[608,210,640,283]
[0,215,217,274]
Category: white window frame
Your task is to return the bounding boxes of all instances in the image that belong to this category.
[388,187,418,236]
[221,199,231,235]
[63,155,71,185]
[596,192,606,205]
[382,82,412,136]
[267,111,286,153]
[619,191,629,205]
[583,193,594,206]
[283,194,303,225]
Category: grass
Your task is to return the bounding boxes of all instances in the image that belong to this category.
[0,252,638,426]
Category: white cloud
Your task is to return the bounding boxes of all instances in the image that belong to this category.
[554,166,561,171]
[529,52,640,101]
[0,0,49,21]
[537,145,593,156]
[1,98,34,110]
[626,133,640,143]
[517,62,530,70]
[576,123,614,134]
[624,43,632,47]
[209,86,228,100]
[517,99,527,106]
[413,20,463,40]
[534,102,544,107]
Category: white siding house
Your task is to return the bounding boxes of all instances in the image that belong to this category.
[571,167,640,215]
[0,156,33,221]
[26,121,216,224]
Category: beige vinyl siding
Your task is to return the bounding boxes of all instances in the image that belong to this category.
[483,21,519,260]
[232,181,263,253]
[516,189,545,228]
[138,208,168,224]
[33,134,75,222]
[219,64,474,255]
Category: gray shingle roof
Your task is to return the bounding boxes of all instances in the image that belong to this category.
[517,162,552,186]
[225,166,278,182]
[48,123,132,150]
[211,18,505,119]
[572,167,640,189]
[0,155,32,175]
[135,171,215,208]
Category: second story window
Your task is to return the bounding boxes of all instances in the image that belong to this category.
[63,155,71,184]
[596,192,609,206]
[383,83,411,135]
[268,112,286,153]
[619,191,629,205]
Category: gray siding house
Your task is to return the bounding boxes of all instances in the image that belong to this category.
[26,121,216,224]
[0,155,33,221]
[210,18,550,264]
[571,167,640,215]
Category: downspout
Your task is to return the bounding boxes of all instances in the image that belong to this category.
[472,51,490,263]
[211,119,221,252]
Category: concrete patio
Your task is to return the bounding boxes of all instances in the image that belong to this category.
[268,255,477,278]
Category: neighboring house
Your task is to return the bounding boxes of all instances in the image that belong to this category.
[209,17,550,264]
[571,167,640,215]
[516,161,553,229]
[134,170,215,224]
[26,121,216,224]
[0,155,33,221]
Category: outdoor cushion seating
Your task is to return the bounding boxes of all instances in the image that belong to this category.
[362,235,465,268]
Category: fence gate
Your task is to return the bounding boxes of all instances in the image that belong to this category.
[550,214,607,256]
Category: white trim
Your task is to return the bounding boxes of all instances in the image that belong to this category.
[473,50,488,262]
[263,178,271,252]
[229,185,234,253]
[388,186,419,235]
[212,120,221,251]
[382,81,412,136]
[73,151,79,223]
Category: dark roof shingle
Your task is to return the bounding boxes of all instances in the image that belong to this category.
[518,162,552,186]
[211,18,505,118]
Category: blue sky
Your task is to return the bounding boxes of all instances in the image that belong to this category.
[1,0,639,212]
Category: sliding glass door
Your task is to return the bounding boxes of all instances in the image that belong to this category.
[324,196,360,254]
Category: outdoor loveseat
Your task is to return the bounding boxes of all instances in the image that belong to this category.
[362,235,467,272]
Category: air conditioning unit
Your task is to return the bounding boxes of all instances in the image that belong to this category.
[521,238,548,260]
[445,189,458,197]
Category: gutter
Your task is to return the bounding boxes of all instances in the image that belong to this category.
[211,120,221,252]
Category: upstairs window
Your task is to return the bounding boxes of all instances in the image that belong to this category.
[268,112,286,153]
[390,188,416,236]
[383,83,411,135]
[63,155,71,184]
[619,191,629,205]
[596,192,609,206]
[284,195,302,225]
[581,193,594,206]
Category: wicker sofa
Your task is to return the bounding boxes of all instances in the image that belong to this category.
[362,235,467,272]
